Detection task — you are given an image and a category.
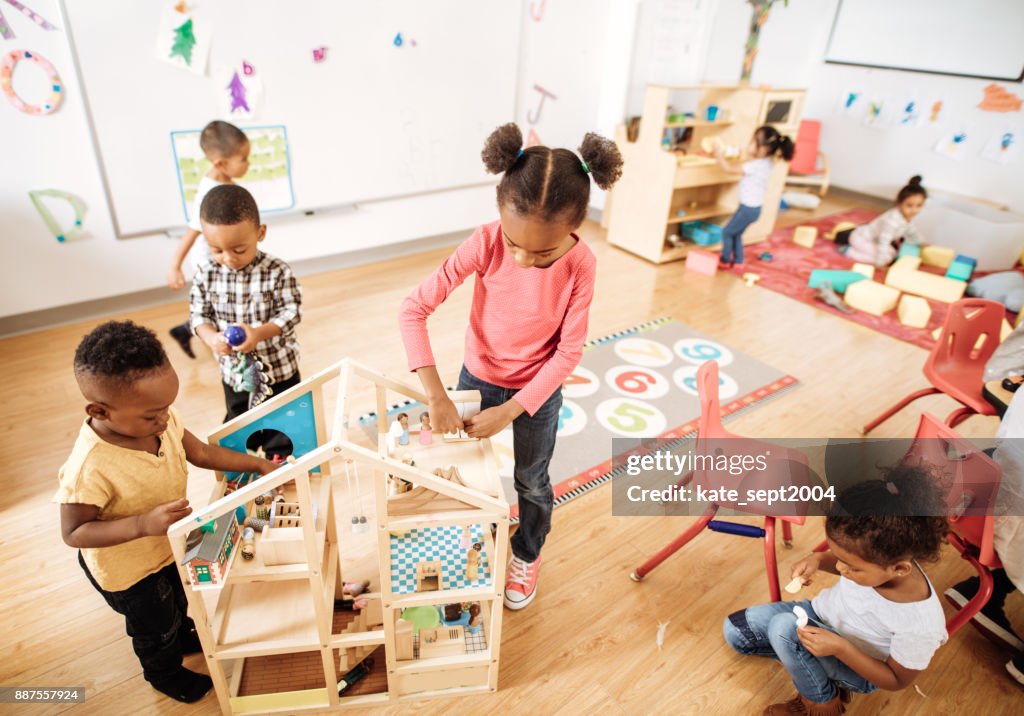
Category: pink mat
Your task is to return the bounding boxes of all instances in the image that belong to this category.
[728,209,954,350]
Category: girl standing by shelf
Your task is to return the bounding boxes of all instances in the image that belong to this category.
[713,125,794,268]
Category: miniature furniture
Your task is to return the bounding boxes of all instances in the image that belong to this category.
[605,84,805,264]
[629,360,811,602]
[863,299,1003,434]
[785,119,830,197]
[167,359,510,714]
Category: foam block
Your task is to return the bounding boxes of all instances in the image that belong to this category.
[685,248,719,276]
[946,255,977,282]
[793,226,817,248]
[884,256,967,303]
[845,280,900,316]
[808,269,867,293]
[826,221,857,241]
[921,245,955,269]
[852,263,875,280]
[1002,318,1013,341]
[899,243,921,258]
[897,294,931,328]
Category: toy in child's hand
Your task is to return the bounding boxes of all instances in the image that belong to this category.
[224,324,247,347]
[785,576,804,594]
[228,352,272,408]
[793,605,809,628]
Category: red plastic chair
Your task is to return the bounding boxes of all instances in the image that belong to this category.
[863,298,1003,434]
[629,360,811,601]
[813,413,1002,636]
[786,119,830,197]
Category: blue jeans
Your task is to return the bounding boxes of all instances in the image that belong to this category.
[720,204,761,264]
[722,600,878,703]
[458,365,561,563]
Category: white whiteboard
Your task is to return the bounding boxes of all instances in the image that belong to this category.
[826,0,1024,81]
[61,0,521,236]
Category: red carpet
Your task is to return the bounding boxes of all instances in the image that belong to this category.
[729,209,951,350]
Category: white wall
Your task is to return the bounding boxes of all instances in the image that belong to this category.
[703,0,1024,212]
[3,0,629,322]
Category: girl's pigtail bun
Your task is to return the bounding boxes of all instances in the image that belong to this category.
[778,135,795,161]
[908,175,923,187]
[579,132,624,191]
[481,123,524,175]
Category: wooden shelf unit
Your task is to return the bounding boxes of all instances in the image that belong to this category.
[605,84,805,264]
[168,359,510,714]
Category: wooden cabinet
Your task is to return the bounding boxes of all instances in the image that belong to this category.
[605,84,805,264]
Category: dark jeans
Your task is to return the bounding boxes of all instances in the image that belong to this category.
[458,365,561,563]
[721,204,762,264]
[79,553,188,684]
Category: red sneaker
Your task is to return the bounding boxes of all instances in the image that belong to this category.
[504,554,541,610]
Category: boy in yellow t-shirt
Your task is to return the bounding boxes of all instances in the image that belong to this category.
[56,321,277,703]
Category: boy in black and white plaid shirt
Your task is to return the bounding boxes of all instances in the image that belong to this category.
[189,184,302,424]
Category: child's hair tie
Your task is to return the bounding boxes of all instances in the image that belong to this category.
[581,160,591,174]
[886,481,899,496]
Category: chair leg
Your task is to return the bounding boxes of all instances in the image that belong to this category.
[947,558,994,636]
[630,506,716,582]
[862,388,941,435]
[764,517,781,602]
[782,520,794,548]
[945,407,977,429]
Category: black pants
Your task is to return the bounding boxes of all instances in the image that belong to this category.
[222,372,302,457]
[79,553,188,684]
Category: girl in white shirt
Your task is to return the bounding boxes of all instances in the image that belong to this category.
[836,176,927,266]
[713,125,794,268]
[723,465,949,715]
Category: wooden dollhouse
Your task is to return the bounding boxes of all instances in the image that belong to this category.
[167,359,510,714]
[604,84,805,263]
[181,515,241,587]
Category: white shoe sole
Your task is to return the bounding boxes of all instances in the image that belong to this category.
[503,588,537,610]
[945,588,1024,652]
[1007,659,1024,686]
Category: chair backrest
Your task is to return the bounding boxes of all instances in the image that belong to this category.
[924,298,1004,396]
[789,119,821,175]
[695,360,808,524]
[907,413,1001,566]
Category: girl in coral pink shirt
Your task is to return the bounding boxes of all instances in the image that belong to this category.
[399,123,622,610]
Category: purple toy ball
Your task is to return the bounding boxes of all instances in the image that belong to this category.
[224,325,247,347]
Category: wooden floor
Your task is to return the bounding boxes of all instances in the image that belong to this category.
[2,193,1021,715]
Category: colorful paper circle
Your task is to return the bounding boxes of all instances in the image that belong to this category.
[1,49,63,115]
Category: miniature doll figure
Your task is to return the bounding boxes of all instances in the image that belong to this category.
[466,542,482,581]
[419,412,433,445]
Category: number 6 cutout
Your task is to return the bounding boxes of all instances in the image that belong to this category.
[605,365,670,400]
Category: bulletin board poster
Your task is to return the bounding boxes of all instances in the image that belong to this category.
[171,125,295,224]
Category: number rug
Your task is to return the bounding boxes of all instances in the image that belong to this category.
[359,317,798,521]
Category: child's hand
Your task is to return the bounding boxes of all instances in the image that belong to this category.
[797,626,848,658]
[790,553,822,586]
[230,323,261,353]
[465,405,515,439]
[203,332,233,357]
[167,267,186,290]
[254,458,279,476]
[429,394,464,435]
[137,498,192,537]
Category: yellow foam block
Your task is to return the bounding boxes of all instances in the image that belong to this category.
[845,280,900,316]
[851,263,875,280]
[897,294,931,328]
[921,245,956,269]
[793,226,817,248]
[1016,310,1024,329]
[826,221,857,240]
[932,326,943,340]
[884,256,966,303]
[1002,318,1013,341]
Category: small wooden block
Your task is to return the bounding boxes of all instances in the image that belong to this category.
[932,325,943,340]
[742,272,760,287]
[851,263,875,280]
[685,249,719,276]
[845,280,900,316]
[921,245,955,269]
[1002,318,1013,342]
[885,256,966,303]
[792,226,817,248]
[784,576,803,594]
[897,294,931,328]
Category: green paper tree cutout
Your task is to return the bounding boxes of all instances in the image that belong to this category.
[742,0,788,82]
[169,17,196,65]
